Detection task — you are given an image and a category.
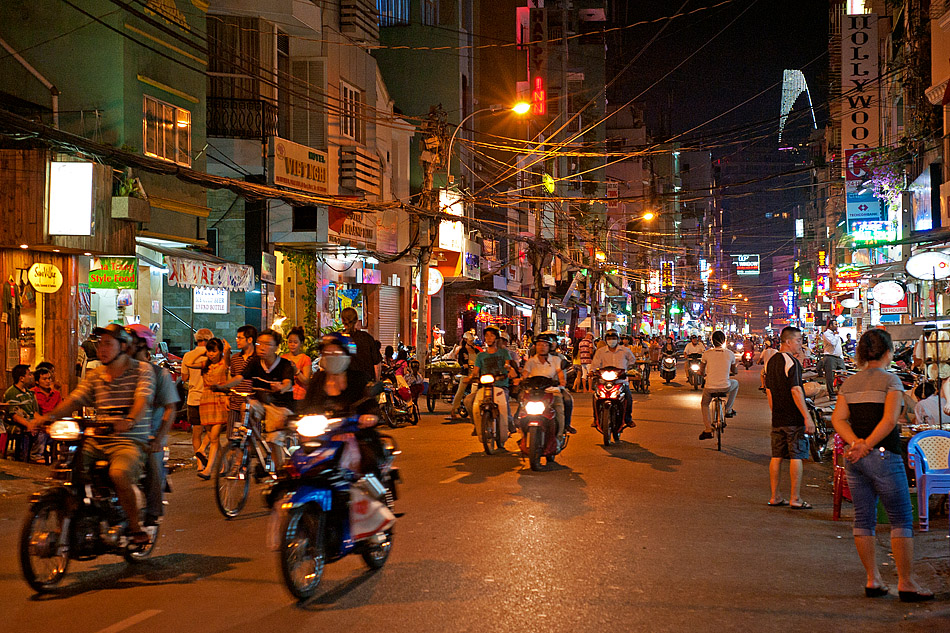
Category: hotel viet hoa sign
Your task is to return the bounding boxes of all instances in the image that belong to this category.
[268,137,328,194]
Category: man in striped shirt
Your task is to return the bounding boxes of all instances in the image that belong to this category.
[33,324,154,544]
[227,325,258,433]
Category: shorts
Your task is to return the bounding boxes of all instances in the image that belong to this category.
[82,436,146,484]
[580,363,590,379]
[187,404,201,427]
[770,425,809,460]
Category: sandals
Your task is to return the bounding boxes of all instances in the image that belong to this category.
[789,501,813,510]
[865,585,889,598]
[767,499,789,507]
[127,530,151,550]
[195,452,208,469]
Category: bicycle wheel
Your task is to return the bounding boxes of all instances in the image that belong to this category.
[715,401,723,452]
[214,443,250,519]
[19,497,70,592]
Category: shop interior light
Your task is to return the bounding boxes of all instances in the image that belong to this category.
[83,252,92,256]
[19,244,28,249]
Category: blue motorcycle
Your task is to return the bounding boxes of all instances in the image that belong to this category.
[265,411,401,600]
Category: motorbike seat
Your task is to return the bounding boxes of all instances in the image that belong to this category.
[708,391,728,398]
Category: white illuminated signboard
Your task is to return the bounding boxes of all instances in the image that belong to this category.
[438,189,465,252]
[193,287,229,314]
[906,252,950,280]
[49,161,94,235]
[732,254,760,276]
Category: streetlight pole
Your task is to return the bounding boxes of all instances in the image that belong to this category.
[445,102,530,186]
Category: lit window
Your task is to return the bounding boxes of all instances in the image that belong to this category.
[378,0,410,26]
[340,81,363,143]
[143,95,191,167]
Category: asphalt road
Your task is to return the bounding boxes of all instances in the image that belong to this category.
[1,365,947,632]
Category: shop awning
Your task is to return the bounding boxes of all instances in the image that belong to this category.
[135,239,255,292]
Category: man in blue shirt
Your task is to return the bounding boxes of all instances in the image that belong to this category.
[464,327,518,444]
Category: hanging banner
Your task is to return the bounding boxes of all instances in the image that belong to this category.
[166,257,255,292]
[193,287,229,314]
[268,136,328,194]
[841,14,879,153]
[89,257,137,289]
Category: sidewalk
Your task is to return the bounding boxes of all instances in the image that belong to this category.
[0,429,198,499]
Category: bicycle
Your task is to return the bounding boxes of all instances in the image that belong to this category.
[709,390,728,451]
[213,389,297,519]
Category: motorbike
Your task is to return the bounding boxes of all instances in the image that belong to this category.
[475,373,508,455]
[592,367,628,446]
[267,394,401,600]
[20,414,162,592]
[660,353,677,383]
[804,397,833,461]
[516,375,567,470]
[686,354,704,391]
[741,349,754,370]
[378,369,420,427]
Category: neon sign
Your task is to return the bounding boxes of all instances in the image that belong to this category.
[532,76,546,115]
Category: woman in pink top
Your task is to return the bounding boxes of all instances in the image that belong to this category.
[282,327,312,411]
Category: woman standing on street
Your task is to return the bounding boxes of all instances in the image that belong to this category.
[193,338,229,480]
[282,326,312,412]
[830,328,933,602]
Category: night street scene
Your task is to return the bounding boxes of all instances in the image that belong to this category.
[3,0,950,630]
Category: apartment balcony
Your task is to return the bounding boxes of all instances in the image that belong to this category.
[207,97,278,140]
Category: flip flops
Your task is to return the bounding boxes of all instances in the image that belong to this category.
[767,499,789,507]
[790,501,813,510]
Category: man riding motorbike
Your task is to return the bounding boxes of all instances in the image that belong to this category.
[31,323,155,547]
[521,333,568,440]
[589,330,637,427]
[464,327,518,445]
[301,333,384,476]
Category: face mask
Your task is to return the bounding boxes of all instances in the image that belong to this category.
[607,339,619,348]
[321,354,351,375]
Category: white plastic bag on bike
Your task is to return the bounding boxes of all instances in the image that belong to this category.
[350,486,395,540]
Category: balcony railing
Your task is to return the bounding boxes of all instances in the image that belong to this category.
[207,97,277,140]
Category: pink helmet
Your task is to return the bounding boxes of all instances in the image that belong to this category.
[125,324,157,350]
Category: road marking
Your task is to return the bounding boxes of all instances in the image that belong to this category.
[94,610,162,633]
[439,472,466,484]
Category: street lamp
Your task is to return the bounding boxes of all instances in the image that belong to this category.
[445,102,530,185]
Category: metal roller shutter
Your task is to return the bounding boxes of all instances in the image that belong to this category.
[378,285,402,349]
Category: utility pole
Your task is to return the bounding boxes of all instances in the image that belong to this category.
[416,106,447,368]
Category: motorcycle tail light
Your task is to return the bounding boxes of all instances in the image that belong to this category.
[525,401,545,415]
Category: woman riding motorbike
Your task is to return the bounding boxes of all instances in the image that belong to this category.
[301,333,383,476]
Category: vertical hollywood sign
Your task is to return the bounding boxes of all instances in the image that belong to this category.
[841,14,879,153]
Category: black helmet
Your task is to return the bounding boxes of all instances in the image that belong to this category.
[604,329,619,339]
[93,323,134,347]
[535,332,557,347]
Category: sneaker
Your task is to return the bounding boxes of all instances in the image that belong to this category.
[725,410,737,419]
[699,431,713,440]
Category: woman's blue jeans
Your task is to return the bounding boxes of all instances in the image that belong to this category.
[845,448,913,538]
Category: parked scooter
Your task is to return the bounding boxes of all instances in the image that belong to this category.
[20,413,163,593]
[686,354,704,391]
[516,375,567,470]
[660,353,677,383]
[378,369,420,427]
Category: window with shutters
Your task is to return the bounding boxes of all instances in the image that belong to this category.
[423,0,438,25]
[143,95,191,167]
[289,59,327,150]
[340,80,364,144]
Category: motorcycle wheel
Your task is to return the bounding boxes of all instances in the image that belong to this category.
[527,426,543,471]
[410,402,420,426]
[361,528,394,570]
[20,497,71,592]
[480,407,496,455]
[214,444,250,519]
[278,506,325,600]
[601,406,611,446]
[426,392,436,413]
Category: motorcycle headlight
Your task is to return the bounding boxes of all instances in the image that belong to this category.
[479,374,495,384]
[736,343,743,350]
[295,415,337,438]
[49,419,81,441]
[524,401,546,415]
[690,364,700,371]
[601,370,618,381]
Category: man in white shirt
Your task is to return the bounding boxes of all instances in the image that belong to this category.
[522,334,566,438]
[683,335,705,357]
[758,339,779,392]
[699,330,738,440]
[181,328,213,467]
[820,319,846,398]
[914,383,950,426]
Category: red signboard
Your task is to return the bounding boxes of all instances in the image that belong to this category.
[834,268,862,292]
[879,295,908,315]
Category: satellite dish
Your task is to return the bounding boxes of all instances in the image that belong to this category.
[840,298,860,309]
